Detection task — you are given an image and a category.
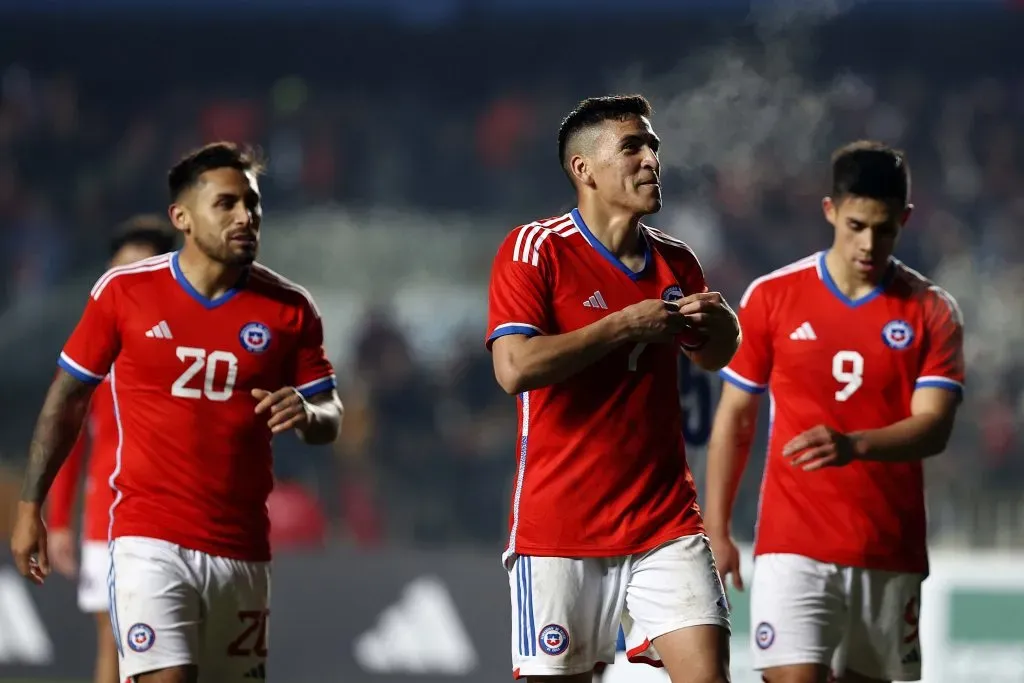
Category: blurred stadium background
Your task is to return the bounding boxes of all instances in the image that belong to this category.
[0,0,1021,681]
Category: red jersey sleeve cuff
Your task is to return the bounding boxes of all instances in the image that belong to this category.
[295,374,337,398]
[718,367,767,394]
[914,376,963,395]
[485,322,544,350]
[58,352,105,384]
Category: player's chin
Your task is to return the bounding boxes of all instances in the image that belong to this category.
[638,196,662,214]
[226,245,258,265]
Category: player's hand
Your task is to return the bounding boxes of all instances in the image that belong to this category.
[10,502,50,585]
[673,292,738,339]
[782,425,863,471]
[707,532,744,595]
[617,298,692,343]
[47,528,78,579]
[252,387,312,434]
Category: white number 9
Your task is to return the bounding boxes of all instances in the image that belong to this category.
[832,350,864,402]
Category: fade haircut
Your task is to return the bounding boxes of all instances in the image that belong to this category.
[831,140,911,207]
[110,214,180,257]
[167,142,265,202]
[557,95,653,181]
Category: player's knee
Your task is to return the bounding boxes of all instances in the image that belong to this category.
[133,664,198,683]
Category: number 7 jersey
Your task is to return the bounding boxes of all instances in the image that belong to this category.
[721,252,965,573]
[486,209,710,564]
[58,252,337,562]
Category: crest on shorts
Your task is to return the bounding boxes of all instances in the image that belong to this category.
[538,624,570,656]
[661,285,684,302]
[755,622,775,650]
[239,322,272,354]
[881,319,914,350]
[127,623,156,653]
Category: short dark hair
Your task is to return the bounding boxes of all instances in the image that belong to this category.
[167,141,265,201]
[558,95,653,175]
[110,214,179,257]
[830,140,910,206]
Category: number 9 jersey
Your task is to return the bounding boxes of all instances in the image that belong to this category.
[486,209,710,565]
[720,252,965,574]
[57,251,336,562]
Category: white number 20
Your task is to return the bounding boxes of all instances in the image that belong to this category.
[171,346,239,401]
[832,350,864,402]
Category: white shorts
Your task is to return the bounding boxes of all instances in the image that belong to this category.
[508,534,730,679]
[109,536,271,683]
[79,540,111,613]
[751,553,923,681]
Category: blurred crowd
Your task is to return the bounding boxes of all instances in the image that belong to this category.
[0,10,1021,550]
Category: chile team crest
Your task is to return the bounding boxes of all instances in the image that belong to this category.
[881,319,914,350]
[538,624,570,656]
[239,322,272,353]
[662,285,684,302]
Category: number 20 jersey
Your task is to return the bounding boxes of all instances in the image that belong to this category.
[486,209,710,563]
[58,251,336,562]
[721,252,965,574]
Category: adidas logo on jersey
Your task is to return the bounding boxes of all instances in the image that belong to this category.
[583,291,608,309]
[789,322,816,340]
[145,321,174,339]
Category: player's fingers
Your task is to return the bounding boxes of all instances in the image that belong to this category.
[269,393,302,414]
[782,432,820,456]
[802,454,839,472]
[270,414,305,434]
[732,567,744,591]
[267,405,301,428]
[791,446,832,467]
[36,540,50,577]
[252,389,274,413]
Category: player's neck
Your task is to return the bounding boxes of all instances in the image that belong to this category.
[823,248,882,299]
[575,202,644,258]
[177,246,247,300]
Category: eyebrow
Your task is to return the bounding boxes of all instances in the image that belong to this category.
[622,133,660,149]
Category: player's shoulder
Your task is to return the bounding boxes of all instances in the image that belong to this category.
[642,224,701,264]
[890,260,963,325]
[738,252,821,308]
[495,212,578,267]
[247,262,322,316]
[89,252,173,300]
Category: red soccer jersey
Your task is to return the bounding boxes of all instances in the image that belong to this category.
[47,377,117,542]
[721,252,965,573]
[57,252,336,561]
[486,209,709,563]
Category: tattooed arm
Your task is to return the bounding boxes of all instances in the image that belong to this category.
[11,370,97,583]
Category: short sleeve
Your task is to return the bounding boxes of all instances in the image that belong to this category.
[485,227,554,350]
[915,286,965,395]
[292,295,337,399]
[718,280,773,394]
[58,275,122,383]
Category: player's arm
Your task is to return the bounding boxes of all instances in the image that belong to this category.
[704,383,761,534]
[253,292,342,445]
[20,371,97,506]
[850,387,959,462]
[703,280,773,589]
[11,274,120,582]
[46,415,88,531]
[297,390,343,445]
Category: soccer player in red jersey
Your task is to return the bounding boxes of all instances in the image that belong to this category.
[46,216,179,683]
[11,142,343,683]
[486,95,740,683]
[704,142,965,683]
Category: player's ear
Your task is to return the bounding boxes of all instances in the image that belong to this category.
[821,196,837,225]
[570,155,593,188]
[901,203,914,226]
[168,203,190,234]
